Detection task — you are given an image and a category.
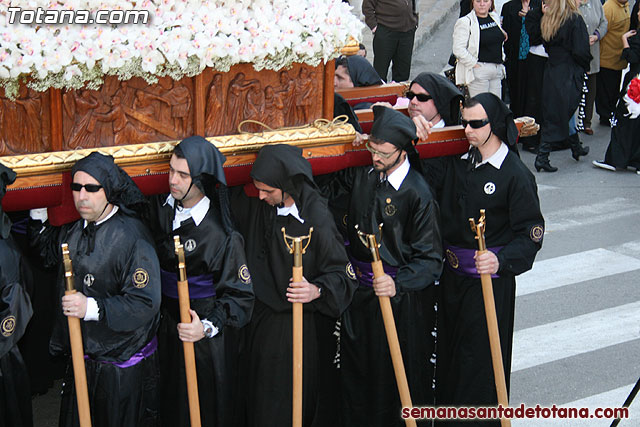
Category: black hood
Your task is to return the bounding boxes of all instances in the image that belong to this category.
[71,152,147,218]
[410,72,463,125]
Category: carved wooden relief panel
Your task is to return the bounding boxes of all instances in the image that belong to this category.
[0,85,50,156]
[0,62,329,157]
[201,63,323,136]
[62,76,194,150]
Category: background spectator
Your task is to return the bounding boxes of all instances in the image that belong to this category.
[535,0,592,172]
[362,0,418,82]
[502,0,543,116]
[593,10,640,172]
[597,0,630,126]
[578,0,608,135]
[453,0,507,97]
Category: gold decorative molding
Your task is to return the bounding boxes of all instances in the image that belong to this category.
[340,37,361,56]
[0,123,356,178]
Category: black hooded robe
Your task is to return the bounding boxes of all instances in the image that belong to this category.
[423,150,543,426]
[147,194,254,427]
[230,145,356,427]
[29,210,162,427]
[29,153,162,427]
[320,164,443,427]
[602,33,640,170]
[0,236,33,427]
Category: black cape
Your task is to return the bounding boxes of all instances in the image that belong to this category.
[148,194,254,427]
[423,151,543,422]
[231,145,356,427]
[0,236,33,427]
[319,164,443,426]
[29,210,162,427]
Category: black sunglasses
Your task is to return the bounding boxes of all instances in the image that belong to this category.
[70,183,103,193]
[461,118,490,129]
[406,91,433,102]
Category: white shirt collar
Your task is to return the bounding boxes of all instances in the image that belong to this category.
[432,118,446,129]
[84,205,119,228]
[461,142,509,169]
[277,202,305,224]
[164,194,210,228]
[386,155,411,190]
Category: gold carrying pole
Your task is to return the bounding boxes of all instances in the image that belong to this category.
[61,243,92,427]
[174,236,202,427]
[469,210,511,427]
[281,227,314,427]
[355,225,416,427]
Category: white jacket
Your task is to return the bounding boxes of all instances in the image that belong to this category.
[452,10,506,86]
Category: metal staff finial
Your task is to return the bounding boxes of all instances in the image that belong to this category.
[355,223,384,261]
[469,209,487,251]
[281,227,314,267]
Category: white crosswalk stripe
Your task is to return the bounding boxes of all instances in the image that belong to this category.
[507,236,640,425]
[517,248,640,297]
[543,197,640,232]
[511,383,640,426]
[512,301,640,372]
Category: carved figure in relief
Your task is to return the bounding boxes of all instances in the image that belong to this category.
[264,86,285,128]
[295,68,315,124]
[91,95,155,146]
[133,90,171,134]
[226,72,259,132]
[64,89,100,149]
[159,78,193,135]
[205,73,225,136]
[243,82,265,131]
[277,70,296,122]
[0,86,45,153]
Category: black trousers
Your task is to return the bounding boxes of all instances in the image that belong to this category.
[372,24,416,82]
[595,67,622,125]
[520,53,546,149]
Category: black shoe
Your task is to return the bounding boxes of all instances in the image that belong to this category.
[535,159,558,172]
[523,144,538,153]
[571,144,590,161]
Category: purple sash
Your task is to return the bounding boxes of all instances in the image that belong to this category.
[161,269,215,299]
[444,244,503,279]
[85,336,157,368]
[348,254,398,288]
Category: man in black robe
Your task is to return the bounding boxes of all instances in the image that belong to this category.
[408,72,464,140]
[230,144,357,427]
[0,164,33,427]
[29,152,161,427]
[145,135,254,427]
[423,94,544,425]
[319,106,443,426]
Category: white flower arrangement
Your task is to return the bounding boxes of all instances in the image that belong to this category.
[0,0,363,99]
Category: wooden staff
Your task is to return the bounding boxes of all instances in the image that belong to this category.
[61,243,92,427]
[355,224,416,427]
[281,226,314,427]
[174,236,202,427]
[469,210,511,427]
